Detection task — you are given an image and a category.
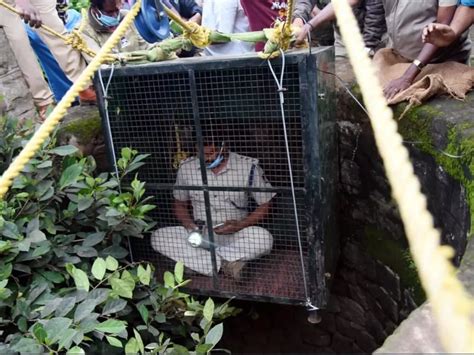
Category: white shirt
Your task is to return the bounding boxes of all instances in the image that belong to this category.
[174,152,275,224]
[201,0,255,56]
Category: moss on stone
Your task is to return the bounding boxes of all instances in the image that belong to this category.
[363,225,426,304]
[396,103,473,238]
[58,113,101,143]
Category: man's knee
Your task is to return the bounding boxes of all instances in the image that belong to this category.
[244,226,273,254]
[151,226,186,251]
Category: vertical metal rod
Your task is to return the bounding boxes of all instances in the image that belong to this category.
[188,69,219,286]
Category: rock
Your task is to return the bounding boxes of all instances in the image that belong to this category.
[384,320,397,335]
[355,329,378,353]
[348,284,369,310]
[375,304,444,354]
[375,239,474,353]
[332,333,353,353]
[342,242,377,280]
[335,316,365,338]
[319,312,337,333]
[336,296,366,326]
[339,267,358,285]
[367,284,399,323]
[302,328,331,347]
[365,312,387,344]
[326,295,341,313]
[374,261,401,301]
[58,105,109,171]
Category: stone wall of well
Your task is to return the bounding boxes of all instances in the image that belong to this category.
[220,58,472,353]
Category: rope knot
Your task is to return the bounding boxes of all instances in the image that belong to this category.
[183,21,212,48]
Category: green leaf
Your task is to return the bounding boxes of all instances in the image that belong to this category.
[67,264,90,292]
[137,304,149,324]
[102,299,127,315]
[59,163,83,189]
[134,328,145,354]
[205,323,223,347]
[155,312,166,323]
[121,147,132,161]
[40,271,64,283]
[75,246,98,258]
[101,245,128,259]
[95,319,127,334]
[0,263,12,279]
[83,232,106,247]
[58,328,77,351]
[44,317,73,341]
[77,195,93,212]
[137,264,151,286]
[37,160,53,168]
[170,344,190,354]
[32,242,51,257]
[174,261,184,284]
[163,271,175,288]
[0,240,12,253]
[28,230,46,243]
[86,288,110,305]
[74,300,97,322]
[106,336,123,348]
[50,145,79,156]
[55,297,76,317]
[66,346,85,355]
[91,258,106,280]
[10,338,44,353]
[41,297,64,317]
[33,323,47,343]
[203,298,215,323]
[105,256,119,271]
[125,337,140,354]
[196,344,212,354]
[110,276,135,299]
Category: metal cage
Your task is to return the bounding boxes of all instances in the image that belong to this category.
[95,47,338,307]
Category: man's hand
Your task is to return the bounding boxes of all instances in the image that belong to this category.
[422,23,457,48]
[294,22,313,46]
[383,76,412,100]
[16,0,42,28]
[214,220,244,235]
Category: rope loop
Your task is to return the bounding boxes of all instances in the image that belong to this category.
[183,21,212,48]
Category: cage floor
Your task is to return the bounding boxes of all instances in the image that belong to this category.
[141,246,306,302]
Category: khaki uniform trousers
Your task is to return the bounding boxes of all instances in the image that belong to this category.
[0,6,53,106]
[151,226,273,276]
[2,0,87,103]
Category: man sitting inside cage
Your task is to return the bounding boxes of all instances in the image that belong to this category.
[151,129,275,279]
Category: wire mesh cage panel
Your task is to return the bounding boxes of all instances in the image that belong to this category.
[95,48,338,307]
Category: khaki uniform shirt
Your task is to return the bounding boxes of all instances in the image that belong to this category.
[174,152,276,224]
[80,9,151,62]
[383,0,471,63]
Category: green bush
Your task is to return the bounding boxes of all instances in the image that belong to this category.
[0,116,237,354]
[69,0,90,12]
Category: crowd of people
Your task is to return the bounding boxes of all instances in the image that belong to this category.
[1,0,473,119]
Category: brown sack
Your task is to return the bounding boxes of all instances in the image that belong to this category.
[373,49,474,118]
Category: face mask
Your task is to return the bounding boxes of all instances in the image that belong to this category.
[206,142,225,169]
[97,10,120,27]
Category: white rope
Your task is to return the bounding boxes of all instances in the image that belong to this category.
[267,50,316,310]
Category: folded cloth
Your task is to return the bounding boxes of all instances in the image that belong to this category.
[373,48,474,118]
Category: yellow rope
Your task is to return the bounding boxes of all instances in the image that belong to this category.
[0,1,142,199]
[161,3,211,48]
[331,0,473,352]
[0,0,115,61]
